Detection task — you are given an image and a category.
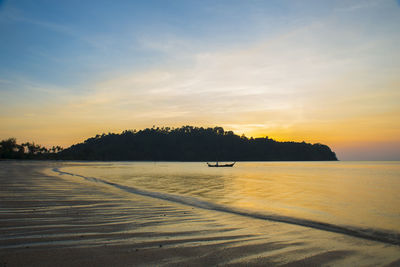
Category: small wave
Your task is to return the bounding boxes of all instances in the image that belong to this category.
[53,168,400,246]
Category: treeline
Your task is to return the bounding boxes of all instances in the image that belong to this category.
[1,126,338,161]
[0,138,62,160]
[58,126,337,161]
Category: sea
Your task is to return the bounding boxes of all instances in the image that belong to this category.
[53,161,400,245]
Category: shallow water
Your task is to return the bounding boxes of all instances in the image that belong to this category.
[56,161,400,243]
[2,161,400,265]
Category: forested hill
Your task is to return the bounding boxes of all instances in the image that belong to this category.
[59,126,338,161]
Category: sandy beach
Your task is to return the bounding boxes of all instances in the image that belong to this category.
[1,161,400,266]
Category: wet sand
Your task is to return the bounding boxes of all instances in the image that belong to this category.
[1,161,400,266]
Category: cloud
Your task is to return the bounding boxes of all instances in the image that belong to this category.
[2,1,399,158]
[2,7,114,51]
[33,13,394,134]
[3,8,75,35]
[334,0,383,12]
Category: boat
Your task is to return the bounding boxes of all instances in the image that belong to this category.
[207,162,235,167]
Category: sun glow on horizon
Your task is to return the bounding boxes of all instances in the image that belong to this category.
[1,0,399,160]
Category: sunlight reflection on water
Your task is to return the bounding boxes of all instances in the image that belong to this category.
[60,161,400,233]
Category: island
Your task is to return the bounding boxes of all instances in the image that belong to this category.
[0,126,337,161]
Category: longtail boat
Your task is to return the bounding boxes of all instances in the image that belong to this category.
[207,162,235,167]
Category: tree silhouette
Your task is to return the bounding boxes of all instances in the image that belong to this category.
[58,126,338,161]
[0,126,338,161]
[0,139,62,159]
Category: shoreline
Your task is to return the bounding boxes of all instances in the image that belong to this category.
[53,164,400,246]
[1,161,400,266]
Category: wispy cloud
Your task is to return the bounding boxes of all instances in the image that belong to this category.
[1,0,399,159]
[4,8,75,35]
[334,0,383,12]
[2,7,113,51]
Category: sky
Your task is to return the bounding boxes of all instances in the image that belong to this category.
[0,0,399,160]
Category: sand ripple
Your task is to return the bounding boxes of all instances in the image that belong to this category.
[1,161,400,266]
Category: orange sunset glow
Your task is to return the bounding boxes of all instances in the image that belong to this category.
[1,0,399,160]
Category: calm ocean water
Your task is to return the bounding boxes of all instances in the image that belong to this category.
[55,161,400,244]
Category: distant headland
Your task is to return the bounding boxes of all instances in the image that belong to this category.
[0,126,337,161]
